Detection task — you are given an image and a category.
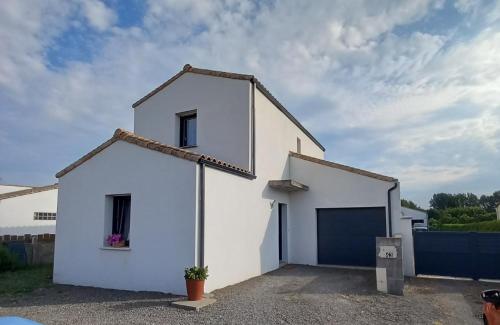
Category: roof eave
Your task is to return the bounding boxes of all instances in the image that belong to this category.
[0,184,58,201]
[289,151,398,183]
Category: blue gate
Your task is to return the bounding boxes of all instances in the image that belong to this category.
[413,231,500,280]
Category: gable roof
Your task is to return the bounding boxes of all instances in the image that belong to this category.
[401,206,428,214]
[55,129,254,179]
[289,152,397,183]
[132,64,325,152]
[0,183,58,201]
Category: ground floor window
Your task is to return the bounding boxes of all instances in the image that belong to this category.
[105,194,131,247]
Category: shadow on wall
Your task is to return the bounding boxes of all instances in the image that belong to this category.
[258,163,290,274]
[259,201,277,275]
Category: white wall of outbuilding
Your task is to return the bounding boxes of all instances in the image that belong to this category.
[0,189,57,236]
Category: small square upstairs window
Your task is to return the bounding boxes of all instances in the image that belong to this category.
[105,195,131,247]
[179,113,197,147]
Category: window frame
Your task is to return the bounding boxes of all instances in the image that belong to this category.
[179,112,197,148]
[104,194,131,248]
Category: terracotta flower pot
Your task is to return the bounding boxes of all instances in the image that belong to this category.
[186,279,205,301]
[112,240,125,248]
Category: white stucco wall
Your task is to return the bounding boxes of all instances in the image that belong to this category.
[0,189,58,235]
[204,167,278,292]
[203,86,326,292]
[54,141,198,295]
[134,73,252,170]
[401,207,428,227]
[254,87,325,169]
[0,185,32,194]
[288,156,414,276]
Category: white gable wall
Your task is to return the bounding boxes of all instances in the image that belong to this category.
[54,141,198,295]
[288,156,414,276]
[0,189,58,235]
[134,73,252,170]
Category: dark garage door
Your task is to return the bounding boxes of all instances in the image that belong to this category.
[317,207,387,267]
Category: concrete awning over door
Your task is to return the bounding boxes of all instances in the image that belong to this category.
[268,179,309,192]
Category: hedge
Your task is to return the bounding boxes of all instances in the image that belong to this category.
[437,220,500,232]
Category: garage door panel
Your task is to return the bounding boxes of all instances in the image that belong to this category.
[317,207,386,267]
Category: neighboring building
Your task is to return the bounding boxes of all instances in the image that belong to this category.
[401,207,428,229]
[54,65,412,295]
[0,184,32,195]
[0,184,58,235]
[496,204,500,221]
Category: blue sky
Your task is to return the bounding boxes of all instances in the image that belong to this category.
[0,0,499,207]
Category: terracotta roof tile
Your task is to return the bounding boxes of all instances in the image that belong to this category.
[56,129,253,179]
[0,183,58,200]
[290,152,397,183]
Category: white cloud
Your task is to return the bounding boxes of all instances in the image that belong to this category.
[396,164,478,189]
[454,0,481,13]
[0,0,74,95]
[81,0,116,31]
[0,0,499,196]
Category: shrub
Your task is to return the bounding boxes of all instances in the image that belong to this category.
[184,266,209,280]
[437,220,500,232]
[0,245,20,272]
[432,206,497,224]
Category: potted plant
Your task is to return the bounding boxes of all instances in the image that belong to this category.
[106,234,125,247]
[184,266,208,301]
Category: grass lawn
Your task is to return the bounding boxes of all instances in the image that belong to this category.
[0,264,53,295]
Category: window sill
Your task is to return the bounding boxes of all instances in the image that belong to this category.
[100,246,131,251]
[180,145,197,149]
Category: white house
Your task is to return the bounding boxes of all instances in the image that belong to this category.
[0,184,58,236]
[401,207,428,229]
[53,65,413,295]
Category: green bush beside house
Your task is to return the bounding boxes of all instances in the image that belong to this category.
[434,220,500,232]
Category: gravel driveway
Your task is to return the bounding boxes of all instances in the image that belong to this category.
[0,265,493,324]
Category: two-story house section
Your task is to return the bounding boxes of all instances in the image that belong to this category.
[53,65,413,295]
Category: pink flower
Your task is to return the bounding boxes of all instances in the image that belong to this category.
[106,234,122,246]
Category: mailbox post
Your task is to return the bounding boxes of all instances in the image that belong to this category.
[376,237,404,295]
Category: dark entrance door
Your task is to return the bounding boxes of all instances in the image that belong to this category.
[278,203,284,261]
[317,207,387,267]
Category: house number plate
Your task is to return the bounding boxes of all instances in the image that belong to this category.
[378,246,397,259]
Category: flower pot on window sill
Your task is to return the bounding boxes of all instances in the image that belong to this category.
[185,279,205,301]
[112,240,126,248]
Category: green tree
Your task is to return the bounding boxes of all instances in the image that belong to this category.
[401,199,421,210]
[430,193,457,210]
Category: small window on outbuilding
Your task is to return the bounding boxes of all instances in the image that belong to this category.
[34,212,56,220]
[179,112,197,147]
[105,194,131,247]
[297,137,301,154]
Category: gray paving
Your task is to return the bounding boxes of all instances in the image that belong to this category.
[0,265,490,324]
